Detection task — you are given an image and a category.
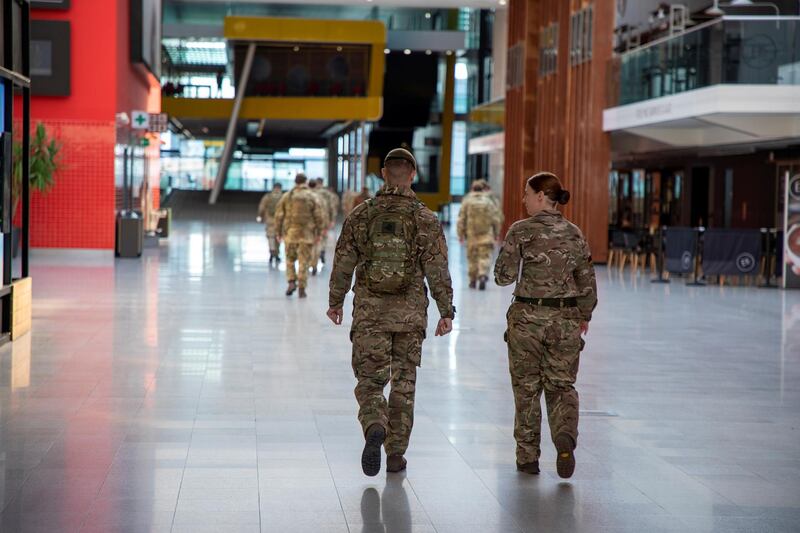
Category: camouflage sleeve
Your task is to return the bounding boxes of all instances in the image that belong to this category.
[257,196,269,219]
[492,204,505,239]
[494,225,521,286]
[574,239,598,322]
[312,197,325,236]
[418,212,455,319]
[456,202,467,241]
[328,215,359,309]
[274,195,287,236]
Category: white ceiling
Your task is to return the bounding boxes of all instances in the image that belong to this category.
[169,0,506,8]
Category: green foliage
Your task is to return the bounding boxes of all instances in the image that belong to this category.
[13,123,62,201]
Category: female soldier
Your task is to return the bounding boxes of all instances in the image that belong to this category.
[494,172,597,478]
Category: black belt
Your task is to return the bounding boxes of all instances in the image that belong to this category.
[514,296,578,308]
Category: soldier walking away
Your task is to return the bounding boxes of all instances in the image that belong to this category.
[494,172,597,479]
[327,148,456,477]
[308,179,330,276]
[352,185,372,210]
[458,179,504,290]
[257,182,284,265]
[312,177,339,266]
[274,173,325,298]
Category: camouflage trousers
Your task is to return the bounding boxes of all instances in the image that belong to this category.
[351,329,423,456]
[285,242,314,288]
[505,303,583,464]
[264,220,279,257]
[467,243,495,280]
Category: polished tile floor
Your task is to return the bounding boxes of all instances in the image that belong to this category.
[1,214,799,533]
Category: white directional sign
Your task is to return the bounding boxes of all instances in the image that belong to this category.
[131,110,150,130]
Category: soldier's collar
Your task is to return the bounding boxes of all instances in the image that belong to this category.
[376,185,417,199]
[533,208,561,219]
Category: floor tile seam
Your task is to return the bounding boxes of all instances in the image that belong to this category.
[251,394,263,531]
[171,389,200,533]
[0,419,70,515]
[74,432,123,533]
[312,410,357,532]
[412,403,525,533]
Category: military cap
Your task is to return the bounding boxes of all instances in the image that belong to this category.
[384,148,417,170]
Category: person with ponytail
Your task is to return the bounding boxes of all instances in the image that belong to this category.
[494,172,597,479]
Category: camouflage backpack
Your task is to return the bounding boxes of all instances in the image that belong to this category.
[468,194,496,228]
[288,189,315,223]
[363,197,423,294]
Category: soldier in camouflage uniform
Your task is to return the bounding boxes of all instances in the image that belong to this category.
[327,148,455,477]
[257,182,284,265]
[458,180,504,290]
[494,172,597,479]
[274,173,325,298]
[308,180,330,275]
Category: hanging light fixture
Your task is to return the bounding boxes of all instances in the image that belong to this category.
[705,0,725,16]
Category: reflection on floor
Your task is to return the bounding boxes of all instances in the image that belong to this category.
[0,215,799,533]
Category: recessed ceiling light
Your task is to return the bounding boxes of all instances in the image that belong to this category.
[404,49,411,55]
[384,48,390,54]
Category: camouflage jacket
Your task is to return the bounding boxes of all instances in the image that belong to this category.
[274,184,325,244]
[329,185,455,333]
[495,209,597,321]
[257,190,284,222]
[321,188,339,223]
[457,191,504,245]
[312,188,331,227]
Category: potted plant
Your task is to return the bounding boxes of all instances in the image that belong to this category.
[12,123,62,255]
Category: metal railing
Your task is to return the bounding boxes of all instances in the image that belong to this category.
[617,16,800,106]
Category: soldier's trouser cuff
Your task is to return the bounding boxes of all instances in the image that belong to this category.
[360,418,388,437]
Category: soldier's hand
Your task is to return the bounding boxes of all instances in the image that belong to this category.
[327,307,344,325]
[435,318,453,336]
[580,321,589,335]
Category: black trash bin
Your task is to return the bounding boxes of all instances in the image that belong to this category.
[116,211,143,258]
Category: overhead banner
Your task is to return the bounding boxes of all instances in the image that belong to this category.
[664,227,697,274]
[785,173,800,289]
[702,229,762,276]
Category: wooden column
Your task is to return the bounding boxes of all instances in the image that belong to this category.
[504,0,613,262]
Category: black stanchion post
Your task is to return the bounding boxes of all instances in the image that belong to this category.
[764,228,779,289]
[651,225,670,284]
[687,226,706,286]
[760,228,772,288]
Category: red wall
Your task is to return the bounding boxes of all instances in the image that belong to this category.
[28,0,159,249]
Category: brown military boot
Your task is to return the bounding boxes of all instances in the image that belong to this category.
[298,287,307,298]
[468,279,477,289]
[516,461,540,475]
[386,454,407,473]
[285,281,297,296]
[554,433,576,479]
[478,276,488,291]
[361,424,386,477]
